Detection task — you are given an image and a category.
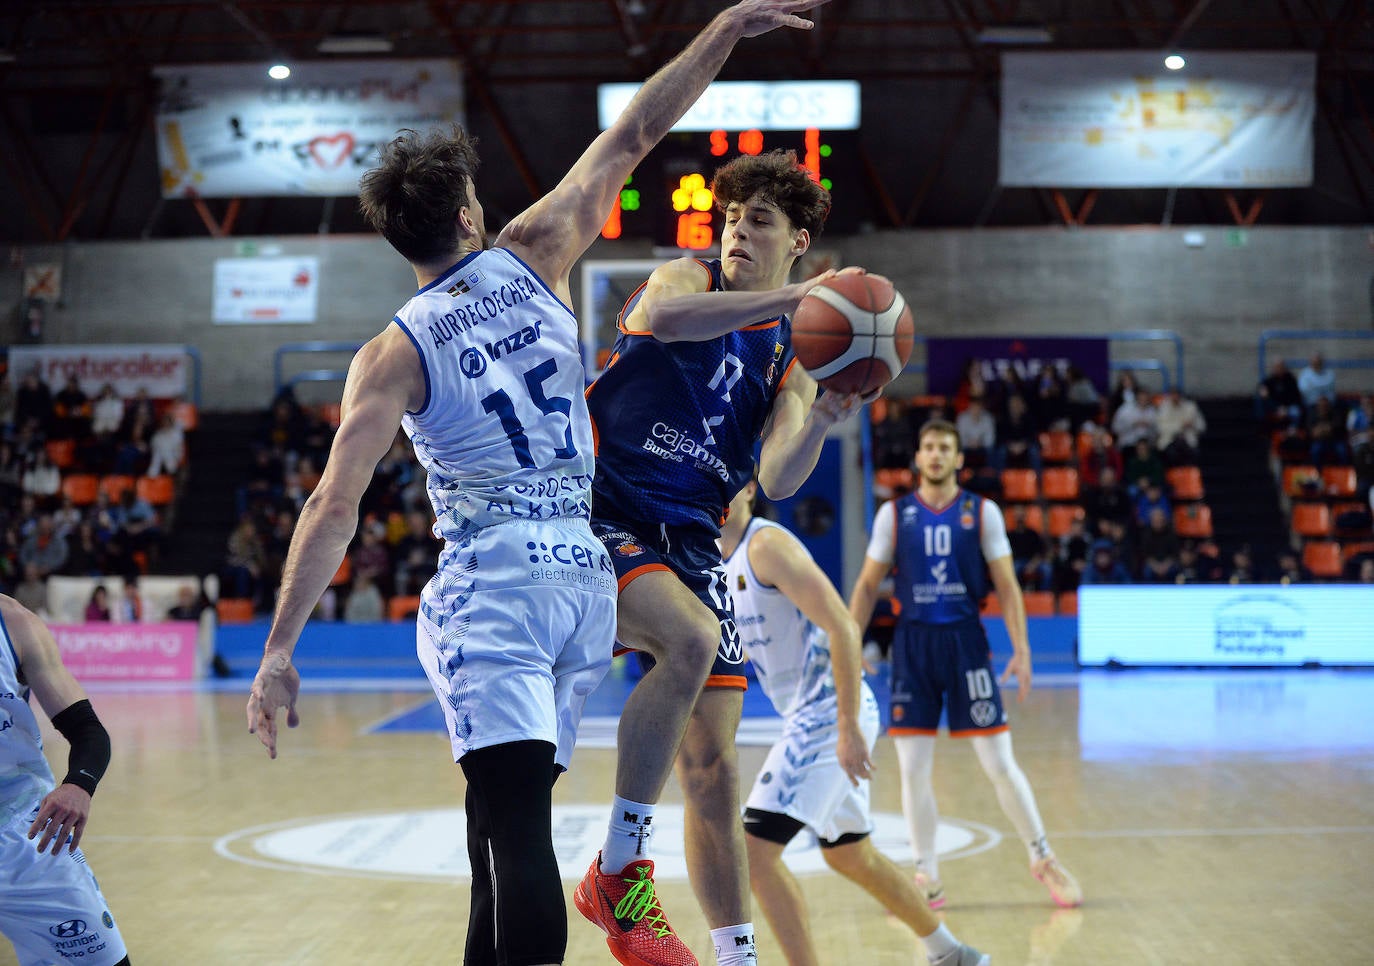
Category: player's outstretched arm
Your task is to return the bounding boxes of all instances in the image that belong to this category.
[247,327,422,758]
[498,0,828,290]
[748,529,872,786]
[1,596,108,856]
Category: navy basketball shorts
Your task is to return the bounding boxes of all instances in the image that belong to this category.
[888,619,1009,737]
[591,514,747,690]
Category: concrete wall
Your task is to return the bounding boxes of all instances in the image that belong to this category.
[5,226,1370,408]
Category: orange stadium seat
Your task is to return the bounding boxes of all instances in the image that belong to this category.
[1057,591,1078,616]
[1042,467,1080,502]
[100,475,136,503]
[1291,503,1332,539]
[388,596,421,622]
[1174,504,1214,538]
[873,467,915,496]
[216,598,256,624]
[136,475,176,506]
[1321,466,1357,498]
[1038,431,1074,464]
[318,402,343,428]
[1166,466,1205,501]
[1282,465,1321,498]
[1001,469,1038,503]
[1302,541,1344,579]
[1023,591,1056,617]
[981,594,1003,617]
[61,473,99,506]
[45,439,76,469]
[1047,504,1086,537]
[1010,504,1045,534]
[330,556,352,587]
[1343,541,1374,564]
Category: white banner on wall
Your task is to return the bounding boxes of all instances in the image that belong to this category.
[154,60,464,198]
[598,80,861,131]
[213,256,319,324]
[8,345,190,398]
[1000,51,1315,187]
[1079,586,1374,666]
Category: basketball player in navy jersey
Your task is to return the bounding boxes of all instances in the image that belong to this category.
[848,420,1083,911]
[576,149,869,966]
[0,595,130,966]
[720,482,989,966]
[246,4,831,964]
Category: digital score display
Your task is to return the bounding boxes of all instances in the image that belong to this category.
[600,127,861,249]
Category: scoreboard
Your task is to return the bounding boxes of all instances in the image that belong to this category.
[596,82,862,249]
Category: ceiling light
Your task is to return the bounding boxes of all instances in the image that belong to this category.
[1164,54,1185,70]
[317,34,394,55]
[268,64,291,80]
[976,24,1053,45]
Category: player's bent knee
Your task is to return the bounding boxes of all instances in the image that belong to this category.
[819,833,874,873]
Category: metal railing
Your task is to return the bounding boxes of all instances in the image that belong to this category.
[1257,330,1374,383]
[272,341,363,395]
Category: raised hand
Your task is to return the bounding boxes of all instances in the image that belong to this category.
[729,0,832,39]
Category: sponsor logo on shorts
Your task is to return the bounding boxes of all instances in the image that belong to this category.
[759,771,772,784]
[103,911,114,929]
[50,920,86,939]
[614,540,644,557]
[892,706,906,721]
[526,540,614,590]
[970,699,999,727]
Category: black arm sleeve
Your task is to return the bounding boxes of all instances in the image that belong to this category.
[50,699,111,797]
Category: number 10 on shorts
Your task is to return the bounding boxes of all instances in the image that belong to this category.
[965,668,994,700]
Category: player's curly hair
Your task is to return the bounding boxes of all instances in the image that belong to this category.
[710,149,831,237]
[358,125,481,265]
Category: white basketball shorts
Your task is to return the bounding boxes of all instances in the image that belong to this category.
[417,517,617,770]
[745,683,882,842]
[0,804,128,966]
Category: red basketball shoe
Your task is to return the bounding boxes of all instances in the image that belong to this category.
[574,852,698,966]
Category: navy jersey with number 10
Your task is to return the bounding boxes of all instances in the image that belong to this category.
[892,490,990,625]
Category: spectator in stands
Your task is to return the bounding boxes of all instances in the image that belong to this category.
[21,449,61,508]
[146,412,186,479]
[342,573,385,623]
[393,510,440,598]
[955,395,996,470]
[953,357,990,414]
[260,509,297,605]
[14,495,40,541]
[84,584,111,622]
[90,383,124,437]
[1124,439,1167,493]
[1107,372,1140,420]
[1307,396,1350,468]
[1358,558,1374,584]
[1297,352,1337,409]
[167,585,206,621]
[13,563,49,617]
[1006,505,1052,590]
[1083,465,1132,534]
[997,392,1041,472]
[1137,507,1181,583]
[1256,359,1305,428]
[51,495,82,542]
[1064,365,1102,429]
[872,397,916,470]
[0,371,14,430]
[116,488,160,561]
[1111,389,1158,449]
[1132,481,1172,530]
[1155,389,1207,465]
[61,521,105,577]
[52,374,89,438]
[352,521,394,598]
[1077,425,1123,489]
[1227,545,1259,585]
[0,442,22,506]
[112,420,151,476]
[223,514,265,603]
[1347,394,1374,485]
[1034,368,1072,432]
[258,392,308,458]
[1053,515,1091,593]
[1080,540,1132,585]
[19,516,67,580]
[1173,542,1204,584]
[1194,539,1229,583]
[121,387,156,442]
[242,447,284,508]
[117,577,143,622]
[1274,550,1310,585]
[13,367,53,436]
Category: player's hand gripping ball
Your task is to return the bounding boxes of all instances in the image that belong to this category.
[791,273,915,396]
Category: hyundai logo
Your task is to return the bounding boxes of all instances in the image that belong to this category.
[459,347,487,379]
[50,920,87,939]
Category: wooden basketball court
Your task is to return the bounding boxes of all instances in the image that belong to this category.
[12,667,1372,965]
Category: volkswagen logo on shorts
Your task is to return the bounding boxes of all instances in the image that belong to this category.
[970,700,999,728]
[50,920,87,939]
[459,347,487,379]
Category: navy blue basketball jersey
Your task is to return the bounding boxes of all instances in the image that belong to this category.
[892,490,989,625]
[585,259,797,531]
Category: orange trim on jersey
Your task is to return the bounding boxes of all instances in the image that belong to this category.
[775,356,800,395]
[616,259,714,335]
[948,724,1010,739]
[740,318,784,332]
[588,413,600,455]
[887,726,940,736]
[705,673,749,691]
[618,562,670,593]
[612,643,638,658]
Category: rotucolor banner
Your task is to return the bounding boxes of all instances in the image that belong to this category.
[52,623,199,681]
[1000,51,1315,188]
[9,344,191,398]
[154,59,464,198]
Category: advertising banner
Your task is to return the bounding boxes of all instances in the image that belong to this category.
[598,80,861,131]
[52,623,199,681]
[8,344,190,397]
[1000,51,1315,187]
[1079,586,1374,666]
[925,336,1109,397]
[154,59,464,198]
[213,255,319,324]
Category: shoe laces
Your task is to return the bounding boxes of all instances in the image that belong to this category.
[614,865,674,939]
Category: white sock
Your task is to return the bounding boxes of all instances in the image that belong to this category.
[894,735,941,880]
[601,795,655,873]
[923,923,959,961]
[711,923,757,965]
[970,731,1047,862]
[1027,833,1053,864]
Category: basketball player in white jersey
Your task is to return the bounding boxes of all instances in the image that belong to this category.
[0,595,130,966]
[246,3,832,964]
[720,485,989,966]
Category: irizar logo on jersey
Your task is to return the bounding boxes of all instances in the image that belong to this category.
[644,422,730,481]
[485,319,543,362]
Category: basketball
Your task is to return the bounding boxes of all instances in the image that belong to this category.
[790,272,915,396]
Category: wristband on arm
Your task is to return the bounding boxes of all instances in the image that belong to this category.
[50,699,111,797]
